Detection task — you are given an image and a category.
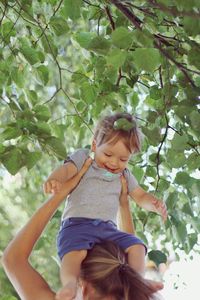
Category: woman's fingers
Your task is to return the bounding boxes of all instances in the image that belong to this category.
[43,180,62,194]
[78,157,93,177]
[120,175,128,195]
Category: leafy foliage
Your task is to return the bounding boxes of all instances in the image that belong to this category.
[0,0,200,297]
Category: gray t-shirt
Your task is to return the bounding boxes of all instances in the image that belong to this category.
[62,149,138,224]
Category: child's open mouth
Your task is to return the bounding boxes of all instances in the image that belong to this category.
[104,166,118,173]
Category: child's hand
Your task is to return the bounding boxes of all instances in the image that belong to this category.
[119,175,129,206]
[152,198,168,222]
[43,179,62,194]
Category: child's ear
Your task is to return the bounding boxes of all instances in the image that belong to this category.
[91,140,96,152]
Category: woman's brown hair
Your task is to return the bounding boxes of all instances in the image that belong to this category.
[80,241,155,300]
[93,112,142,153]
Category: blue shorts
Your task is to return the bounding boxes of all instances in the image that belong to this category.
[57,217,147,260]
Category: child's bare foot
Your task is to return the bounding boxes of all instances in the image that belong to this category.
[55,280,77,300]
[146,279,164,292]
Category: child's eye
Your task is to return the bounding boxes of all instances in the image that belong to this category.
[104,153,112,157]
[120,159,128,162]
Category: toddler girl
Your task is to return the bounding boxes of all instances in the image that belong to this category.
[44,112,167,300]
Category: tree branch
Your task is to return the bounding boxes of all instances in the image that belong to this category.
[109,0,142,29]
[105,5,115,30]
[148,0,200,18]
[154,39,196,87]
[109,0,196,86]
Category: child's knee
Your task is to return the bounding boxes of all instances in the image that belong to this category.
[78,249,87,260]
[125,244,146,256]
[62,249,87,264]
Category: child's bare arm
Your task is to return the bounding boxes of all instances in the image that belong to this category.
[129,186,168,222]
[43,162,78,194]
[118,175,135,235]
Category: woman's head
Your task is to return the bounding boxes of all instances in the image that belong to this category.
[92,113,142,173]
[80,241,155,300]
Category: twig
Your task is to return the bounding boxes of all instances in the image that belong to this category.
[155,114,169,192]
[35,0,64,45]
[61,88,94,134]
[105,5,115,30]
[110,0,142,29]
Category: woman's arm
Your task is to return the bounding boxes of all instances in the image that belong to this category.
[2,158,92,300]
[118,175,135,235]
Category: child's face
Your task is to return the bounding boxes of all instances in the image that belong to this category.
[92,139,131,173]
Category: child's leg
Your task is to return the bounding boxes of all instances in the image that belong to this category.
[56,250,87,300]
[126,244,146,273]
[126,245,163,292]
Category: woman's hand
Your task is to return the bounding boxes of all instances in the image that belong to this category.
[118,175,135,235]
[119,174,129,206]
[43,179,63,194]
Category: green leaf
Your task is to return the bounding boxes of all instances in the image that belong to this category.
[80,82,97,104]
[188,48,200,69]
[41,35,58,57]
[88,36,111,55]
[94,56,106,76]
[36,65,49,85]
[0,144,6,155]
[50,16,70,36]
[188,233,198,251]
[176,223,187,245]
[132,29,153,48]
[145,166,157,178]
[63,0,82,20]
[142,127,161,146]
[186,153,200,170]
[132,48,161,72]
[175,172,190,185]
[1,148,23,175]
[150,85,162,100]
[75,32,95,49]
[158,179,170,192]
[166,192,178,211]
[23,151,42,170]
[11,67,25,88]
[36,122,52,138]
[1,21,16,44]
[130,92,139,107]
[1,296,18,300]
[171,133,188,152]
[20,39,40,65]
[106,48,127,69]
[182,202,194,217]
[111,27,133,49]
[166,150,186,168]
[0,127,22,141]
[113,118,135,131]
[131,165,144,182]
[183,17,200,37]
[148,250,167,267]
[33,105,51,122]
[45,137,67,159]
[190,110,200,130]
[136,231,148,245]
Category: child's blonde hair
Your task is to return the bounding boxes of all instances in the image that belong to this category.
[80,241,155,300]
[94,112,142,153]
